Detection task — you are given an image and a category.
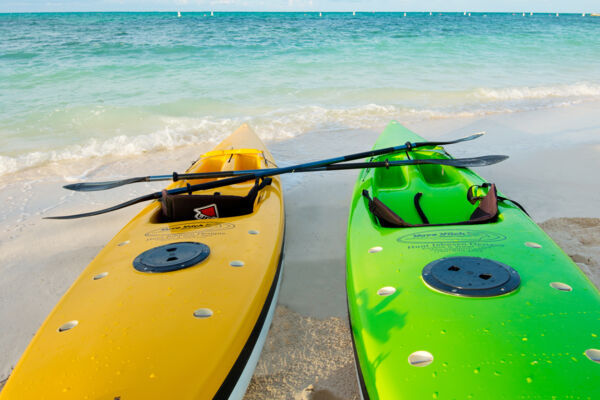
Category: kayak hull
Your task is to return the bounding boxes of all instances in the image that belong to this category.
[1,124,284,400]
[346,121,600,399]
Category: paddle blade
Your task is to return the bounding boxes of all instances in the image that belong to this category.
[425,131,485,146]
[439,154,508,167]
[44,193,160,219]
[63,177,146,192]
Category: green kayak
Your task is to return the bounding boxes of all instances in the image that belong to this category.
[346,121,600,399]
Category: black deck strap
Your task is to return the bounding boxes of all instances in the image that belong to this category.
[186,183,193,195]
[161,177,272,222]
[405,141,413,151]
[172,172,180,182]
[498,196,530,217]
[413,192,430,224]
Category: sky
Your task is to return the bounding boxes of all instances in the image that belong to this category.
[1,0,599,13]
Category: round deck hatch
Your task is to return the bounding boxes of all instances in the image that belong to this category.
[422,256,520,297]
[133,242,210,273]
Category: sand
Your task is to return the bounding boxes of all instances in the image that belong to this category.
[1,102,599,397]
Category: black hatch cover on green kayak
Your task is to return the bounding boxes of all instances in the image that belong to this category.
[422,256,520,297]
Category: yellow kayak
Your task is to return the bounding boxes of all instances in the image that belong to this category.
[0,124,285,399]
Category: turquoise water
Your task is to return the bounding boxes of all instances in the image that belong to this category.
[1,12,600,174]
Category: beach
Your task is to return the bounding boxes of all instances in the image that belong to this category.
[1,11,600,397]
[1,101,599,396]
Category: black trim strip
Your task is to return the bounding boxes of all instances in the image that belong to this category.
[345,271,371,400]
[213,239,284,399]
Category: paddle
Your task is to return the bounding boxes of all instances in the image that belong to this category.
[45,154,507,220]
[64,132,485,192]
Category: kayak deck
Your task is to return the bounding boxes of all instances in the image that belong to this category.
[1,124,285,400]
[346,121,600,399]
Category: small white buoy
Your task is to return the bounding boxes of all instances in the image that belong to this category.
[319,12,322,17]
[353,11,356,16]
[582,13,585,17]
[530,12,533,15]
[177,11,181,18]
[556,13,559,17]
[211,11,214,16]
[522,12,525,16]
[404,12,407,17]
[468,12,471,16]
[429,12,432,16]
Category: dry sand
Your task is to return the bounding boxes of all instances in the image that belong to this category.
[1,102,599,397]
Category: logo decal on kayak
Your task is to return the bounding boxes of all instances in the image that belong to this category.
[145,222,235,241]
[397,229,507,253]
[397,230,506,244]
[194,204,219,219]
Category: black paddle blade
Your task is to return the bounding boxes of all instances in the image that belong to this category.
[63,177,147,192]
[44,192,161,220]
[433,154,508,167]
[418,131,485,147]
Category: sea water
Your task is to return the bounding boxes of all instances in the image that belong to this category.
[1,12,599,176]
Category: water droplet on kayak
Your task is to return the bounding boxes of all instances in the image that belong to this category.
[525,242,542,248]
[230,260,244,267]
[408,351,433,367]
[93,272,109,280]
[368,246,383,253]
[377,286,396,296]
[248,230,259,235]
[473,367,480,374]
[526,377,533,384]
[58,320,78,332]
[585,349,600,363]
[118,240,130,246]
[193,308,213,318]
[550,282,572,291]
